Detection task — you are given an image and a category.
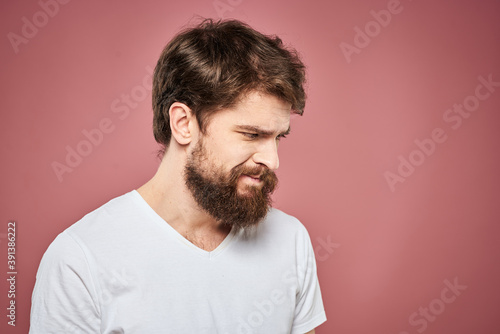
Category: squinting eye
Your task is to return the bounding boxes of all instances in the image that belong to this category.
[243,133,259,139]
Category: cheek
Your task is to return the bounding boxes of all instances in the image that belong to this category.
[205,143,251,170]
[232,144,256,165]
[226,151,252,170]
[210,135,256,168]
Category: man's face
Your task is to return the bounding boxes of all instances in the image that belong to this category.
[184,91,291,230]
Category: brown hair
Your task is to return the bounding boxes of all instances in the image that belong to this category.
[152,18,306,157]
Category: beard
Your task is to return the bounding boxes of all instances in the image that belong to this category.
[184,140,278,231]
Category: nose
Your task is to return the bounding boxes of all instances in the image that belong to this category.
[252,140,280,171]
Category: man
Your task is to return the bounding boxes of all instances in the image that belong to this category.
[30,19,326,333]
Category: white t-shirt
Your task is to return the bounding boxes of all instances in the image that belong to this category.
[30,190,326,333]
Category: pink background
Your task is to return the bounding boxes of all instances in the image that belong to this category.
[1,0,500,333]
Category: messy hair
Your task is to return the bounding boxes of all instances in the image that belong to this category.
[152,18,306,158]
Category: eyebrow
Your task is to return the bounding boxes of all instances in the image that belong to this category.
[235,125,291,136]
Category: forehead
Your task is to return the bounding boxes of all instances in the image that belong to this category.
[208,91,292,131]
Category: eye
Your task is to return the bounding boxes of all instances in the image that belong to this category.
[242,132,259,139]
[276,134,287,141]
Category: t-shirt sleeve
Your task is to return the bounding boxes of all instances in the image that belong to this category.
[290,224,327,334]
[30,231,101,333]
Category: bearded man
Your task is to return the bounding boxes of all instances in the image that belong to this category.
[30,19,326,334]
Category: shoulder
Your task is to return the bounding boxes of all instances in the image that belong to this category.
[261,207,310,237]
[39,190,134,251]
[69,190,137,229]
[41,190,146,263]
[37,230,85,273]
[63,190,142,240]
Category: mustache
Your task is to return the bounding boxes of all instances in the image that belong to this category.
[229,164,278,193]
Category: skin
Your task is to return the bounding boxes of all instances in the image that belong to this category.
[137,90,291,251]
[137,90,317,334]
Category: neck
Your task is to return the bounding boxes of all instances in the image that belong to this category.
[137,147,231,248]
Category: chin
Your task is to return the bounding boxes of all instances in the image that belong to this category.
[236,184,262,197]
[236,188,256,198]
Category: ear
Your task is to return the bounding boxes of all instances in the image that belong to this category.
[169,102,198,146]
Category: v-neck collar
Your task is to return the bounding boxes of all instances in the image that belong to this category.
[130,189,239,259]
